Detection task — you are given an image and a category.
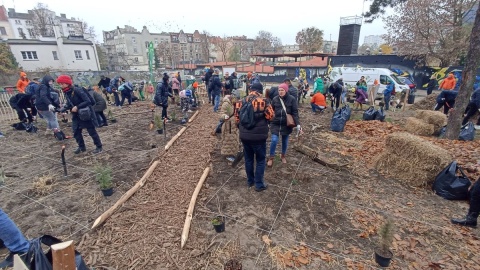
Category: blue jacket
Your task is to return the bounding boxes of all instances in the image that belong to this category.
[437,90,458,103]
[35,75,56,111]
[384,83,395,96]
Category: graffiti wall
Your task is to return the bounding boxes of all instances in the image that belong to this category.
[329,55,480,90]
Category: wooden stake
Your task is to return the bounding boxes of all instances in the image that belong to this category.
[188,110,200,123]
[181,166,210,248]
[165,126,187,151]
[51,240,75,270]
[91,160,160,229]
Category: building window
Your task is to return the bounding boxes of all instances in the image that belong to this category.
[134,57,139,63]
[68,31,75,36]
[52,51,59,60]
[133,47,138,54]
[27,29,35,38]
[131,37,136,43]
[21,51,38,60]
[26,20,32,25]
[0,27,6,35]
[154,38,158,44]
[15,20,21,24]
[74,50,82,60]
[17,28,24,37]
[85,50,90,60]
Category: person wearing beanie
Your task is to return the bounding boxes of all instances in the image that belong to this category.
[267,83,301,167]
[57,75,103,154]
[35,75,62,137]
[209,68,222,112]
[16,72,30,94]
[153,73,173,121]
[234,82,274,192]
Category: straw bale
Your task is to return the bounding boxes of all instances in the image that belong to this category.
[415,110,447,130]
[405,117,434,136]
[412,93,438,110]
[376,132,452,186]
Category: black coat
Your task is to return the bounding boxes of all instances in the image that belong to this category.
[98,77,111,88]
[88,89,107,112]
[204,70,214,86]
[35,75,56,111]
[9,93,34,110]
[154,80,171,107]
[288,85,298,101]
[470,89,480,107]
[427,79,437,91]
[209,75,222,96]
[270,94,300,136]
[63,87,96,129]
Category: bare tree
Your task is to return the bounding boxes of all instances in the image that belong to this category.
[200,30,211,63]
[155,41,173,67]
[212,35,232,62]
[254,30,277,53]
[272,37,283,53]
[76,19,96,39]
[30,3,55,37]
[295,27,324,53]
[383,0,475,66]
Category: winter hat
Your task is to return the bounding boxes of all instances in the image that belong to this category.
[279,83,289,92]
[56,75,73,85]
[250,82,263,92]
[20,71,27,77]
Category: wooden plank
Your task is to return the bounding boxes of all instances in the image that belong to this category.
[181,166,210,248]
[51,240,76,270]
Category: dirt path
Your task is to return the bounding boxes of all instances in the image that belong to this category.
[78,105,218,269]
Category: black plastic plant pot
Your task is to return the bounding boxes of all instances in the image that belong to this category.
[101,187,114,197]
[110,119,117,123]
[374,249,393,267]
[212,216,225,233]
[157,129,163,134]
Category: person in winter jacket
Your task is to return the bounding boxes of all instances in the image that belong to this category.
[451,180,480,227]
[16,72,29,94]
[204,67,214,104]
[267,83,301,167]
[230,72,240,98]
[435,90,458,115]
[88,87,108,127]
[313,77,324,95]
[224,72,233,95]
[119,78,133,107]
[171,74,181,96]
[234,82,274,192]
[426,75,437,95]
[284,79,298,102]
[9,93,37,123]
[35,75,61,134]
[209,68,223,112]
[330,79,344,111]
[383,81,395,110]
[219,95,238,160]
[310,92,326,113]
[97,75,111,102]
[154,73,173,121]
[57,75,102,154]
[462,87,480,128]
[266,86,279,102]
[109,76,122,107]
[439,73,456,91]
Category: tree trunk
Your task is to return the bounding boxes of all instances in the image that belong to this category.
[445,6,480,140]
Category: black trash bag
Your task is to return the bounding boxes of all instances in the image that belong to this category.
[11,122,27,130]
[375,107,386,122]
[340,105,352,121]
[459,122,475,141]
[24,235,88,270]
[330,109,347,132]
[432,161,471,200]
[362,106,377,121]
[25,123,38,133]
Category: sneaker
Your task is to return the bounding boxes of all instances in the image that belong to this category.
[74,147,86,154]
[475,125,480,130]
[92,147,103,154]
[226,156,235,162]
[255,184,268,192]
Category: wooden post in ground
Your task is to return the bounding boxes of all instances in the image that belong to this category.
[51,240,76,270]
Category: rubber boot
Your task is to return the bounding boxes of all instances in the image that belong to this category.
[451,211,479,227]
[281,154,287,164]
[267,156,274,167]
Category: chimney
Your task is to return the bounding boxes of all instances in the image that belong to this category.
[60,13,66,18]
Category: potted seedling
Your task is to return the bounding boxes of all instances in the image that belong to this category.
[107,109,117,123]
[95,165,113,197]
[211,216,225,233]
[154,115,163,134]
[375,218,395,267]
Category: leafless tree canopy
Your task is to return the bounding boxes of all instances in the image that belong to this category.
[254,30,279,53]
[200,30,211,62]
[212,36,232,62]
[295,27,324,53]
[30,3,55,37]
[383,0,476,66]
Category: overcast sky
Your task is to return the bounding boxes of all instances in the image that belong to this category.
[3,0,387,44]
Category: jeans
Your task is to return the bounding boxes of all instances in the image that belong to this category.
[113,92,120,106]
[0,208,30,253]
[207,88,213,103]
[73,126,102,149]
[38,110,59,130]
[120,91,132,106]
[96,111,107,126]
[384,94,391,110]
[243,142,267,189]
[311,104,325,112]
[213,94,220,112]
[269,134,289,156]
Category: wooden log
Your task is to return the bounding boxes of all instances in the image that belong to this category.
[181,166,210,248]
[188,110,200,123]
[165,126,187,151]
[91,160,159,229]
[51,240,76,270]
[293,143,348,170]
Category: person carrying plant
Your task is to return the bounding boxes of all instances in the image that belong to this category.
[57,75,103,154]
[267,83,301,167]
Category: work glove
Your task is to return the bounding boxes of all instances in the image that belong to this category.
[224,115,229,120]
[48,104,55,112]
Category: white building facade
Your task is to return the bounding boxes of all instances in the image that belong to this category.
[363,35,385,47]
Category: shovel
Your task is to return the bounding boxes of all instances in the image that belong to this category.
[231,143,244,168]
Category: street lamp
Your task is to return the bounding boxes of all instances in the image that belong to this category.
[190,57,193,74]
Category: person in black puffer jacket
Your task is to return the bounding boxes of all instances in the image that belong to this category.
[267,83,301,167]
[9,93,36,123]
[57,75,103,154]
[154,73,173,121]
[462,87,480,127]
[284,78,298,102]
[88,87,108,127]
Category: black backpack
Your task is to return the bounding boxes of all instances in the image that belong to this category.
[239,96,256,130]
[80,87,96,106]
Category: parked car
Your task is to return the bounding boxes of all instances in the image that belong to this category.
[399,77,416,93]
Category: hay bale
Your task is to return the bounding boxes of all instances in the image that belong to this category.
[376,132,452,186]
[415,110,447,131]
[405,117,434,136]
[412,93,439,110]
